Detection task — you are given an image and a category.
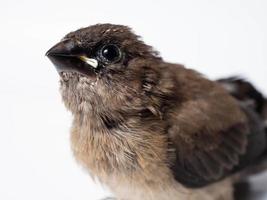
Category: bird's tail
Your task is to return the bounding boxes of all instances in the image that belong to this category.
[218,77,267,170]
[217,77,267,131]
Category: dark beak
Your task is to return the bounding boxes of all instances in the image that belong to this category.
[46,39,97,77]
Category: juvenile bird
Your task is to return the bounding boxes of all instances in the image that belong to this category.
[46,24,267,200]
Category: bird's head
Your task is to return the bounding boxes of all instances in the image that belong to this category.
[46,24,172,115]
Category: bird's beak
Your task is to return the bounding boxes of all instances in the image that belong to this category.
[46,39,98,77]
[79,56,98,69]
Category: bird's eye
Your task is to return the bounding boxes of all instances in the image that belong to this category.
[99,44,122,64]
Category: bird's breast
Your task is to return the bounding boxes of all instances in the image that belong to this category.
[69,114,176,189]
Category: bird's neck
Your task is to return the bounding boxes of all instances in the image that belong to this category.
[70,110,170,184]
[70,111,136,178]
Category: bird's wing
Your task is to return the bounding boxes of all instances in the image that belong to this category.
[168,96,249,188]
[169,123,248,188]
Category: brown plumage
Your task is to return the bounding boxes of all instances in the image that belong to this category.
[46,24,267,200]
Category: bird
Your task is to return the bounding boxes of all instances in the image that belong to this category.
[46,24,267,200]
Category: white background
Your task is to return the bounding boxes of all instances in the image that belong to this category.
[0,0,266,199]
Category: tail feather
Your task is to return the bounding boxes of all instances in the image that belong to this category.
[217,77,267,169]
[262,100,267,131]
[217,77,267,130]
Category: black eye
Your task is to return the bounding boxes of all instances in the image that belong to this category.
[99,44,122,64]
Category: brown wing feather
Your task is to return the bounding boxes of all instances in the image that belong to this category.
[169,123,249,187]
[166,67,250,187]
